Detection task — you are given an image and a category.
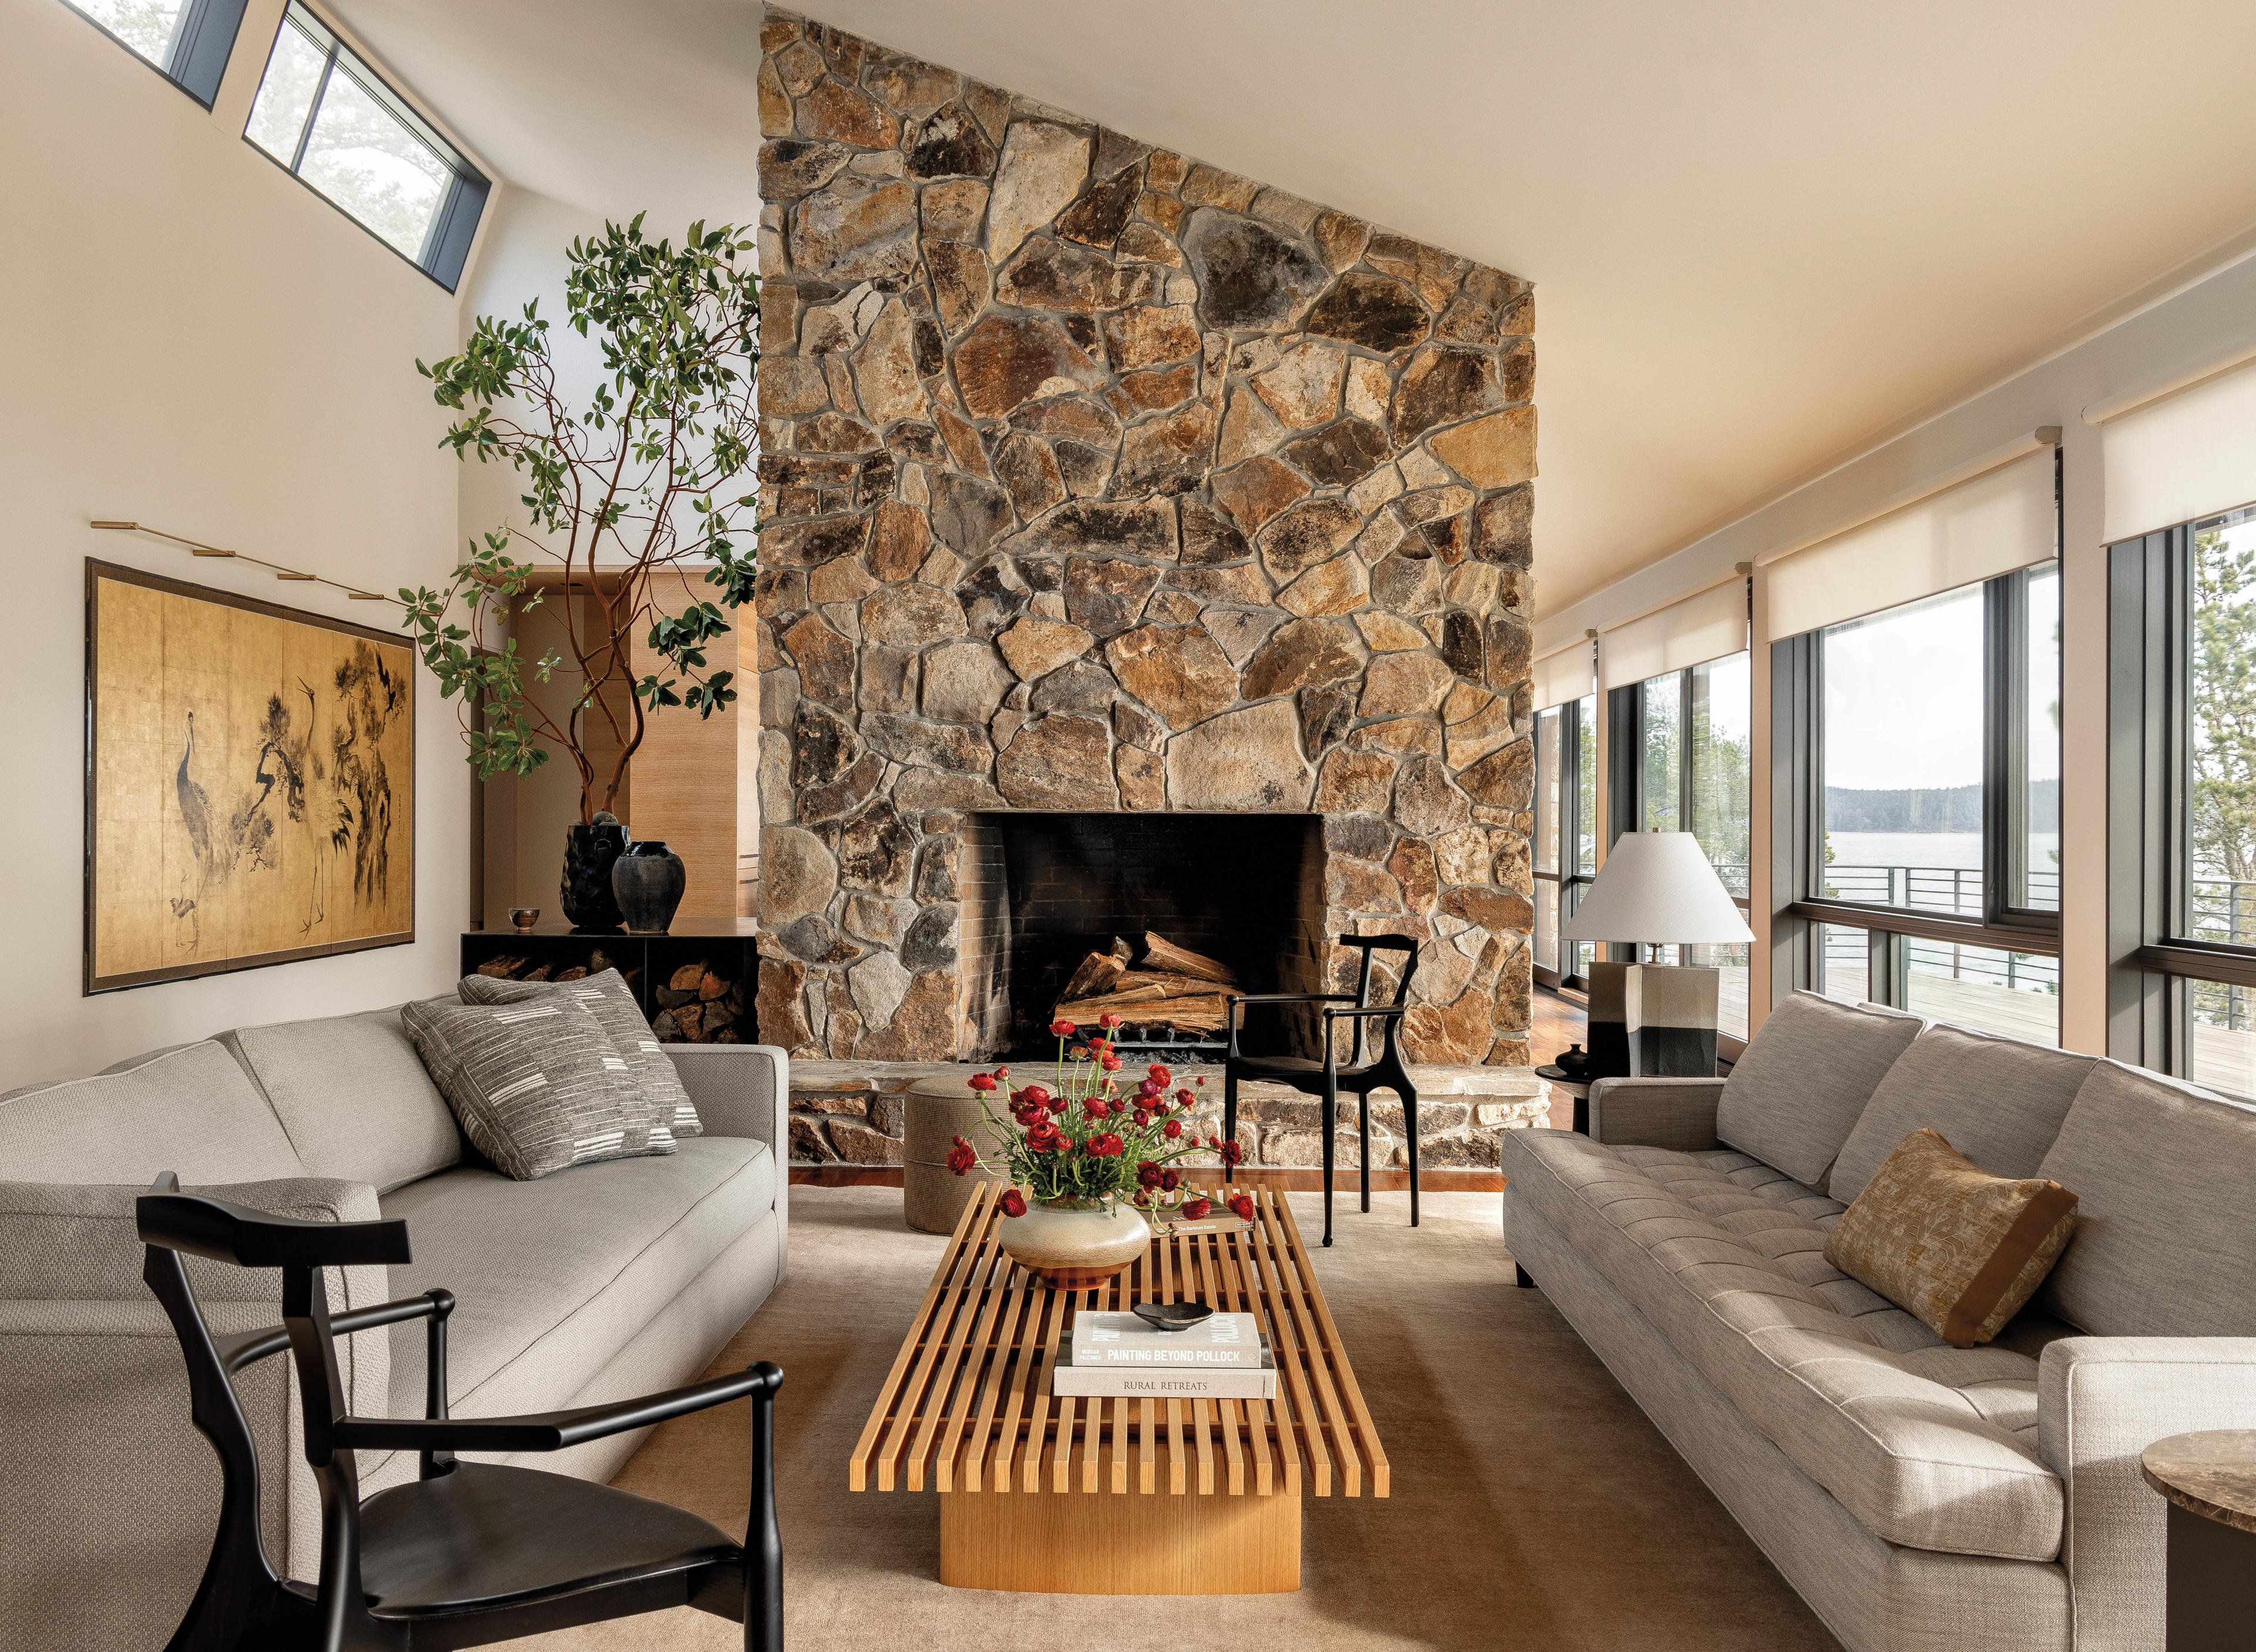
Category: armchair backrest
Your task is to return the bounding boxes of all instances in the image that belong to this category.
[1340,934,1419,1065]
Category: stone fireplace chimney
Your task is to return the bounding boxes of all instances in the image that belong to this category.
[753,7,1537,1069]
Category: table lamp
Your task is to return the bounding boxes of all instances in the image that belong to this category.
[1560,832,1755,1078]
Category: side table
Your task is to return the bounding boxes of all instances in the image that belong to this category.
[2141,1430,2256,1648]
[1533,1066,1590,1134]
[901,1076,1006,1234]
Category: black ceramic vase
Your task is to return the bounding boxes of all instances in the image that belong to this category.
[560,812,628,931]
[612,840,687,935]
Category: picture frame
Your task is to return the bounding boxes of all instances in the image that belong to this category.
[84,559,415,993]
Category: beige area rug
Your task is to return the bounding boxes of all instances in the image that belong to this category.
[518,1186,1837,1651]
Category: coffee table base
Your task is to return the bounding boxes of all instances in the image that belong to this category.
[938,1480,1301,1595]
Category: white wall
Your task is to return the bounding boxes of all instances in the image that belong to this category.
[1536,242,2256,1056]
[0,0,488,1086]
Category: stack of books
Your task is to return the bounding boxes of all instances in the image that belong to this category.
[1052,1309,1277,1399]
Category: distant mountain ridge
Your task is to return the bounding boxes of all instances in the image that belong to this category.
[1825,779,2059,832]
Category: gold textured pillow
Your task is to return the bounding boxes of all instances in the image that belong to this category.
[1822,1128,2079,1348]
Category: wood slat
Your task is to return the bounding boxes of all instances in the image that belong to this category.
[847,1181,1384,1504]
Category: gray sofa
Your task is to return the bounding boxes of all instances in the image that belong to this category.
[1502,990,2256,1652]
[0,1000,788,1652]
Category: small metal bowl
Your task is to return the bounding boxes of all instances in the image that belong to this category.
[1132,1301,1214,1334]
[509,908,541,931]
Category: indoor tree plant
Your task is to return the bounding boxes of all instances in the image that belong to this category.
[949,1016,1253,1287]
[401,215,760,926]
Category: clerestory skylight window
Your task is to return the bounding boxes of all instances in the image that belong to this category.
[244,2,488,290]
[62,0,250,108]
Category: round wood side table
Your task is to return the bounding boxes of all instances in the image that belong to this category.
[901,1077,1008,1234]
[2141,1429,2256,1648]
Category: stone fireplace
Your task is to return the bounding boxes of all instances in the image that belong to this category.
[753,6,1538,1075]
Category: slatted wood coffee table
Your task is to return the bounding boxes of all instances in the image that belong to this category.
[848,1183,1388,1594]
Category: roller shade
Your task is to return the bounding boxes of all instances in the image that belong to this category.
[2100,360,2256,543]
[1600,579,1748,691]
[1533,640,1595,711]
[1764,449,2056,640]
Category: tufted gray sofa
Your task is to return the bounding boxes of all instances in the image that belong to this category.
[1503,990,2256,1652]
[0,1000,787,1652]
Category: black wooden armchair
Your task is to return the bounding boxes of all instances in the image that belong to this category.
[136,1174,782,1651]
[1222,934,1422,1245]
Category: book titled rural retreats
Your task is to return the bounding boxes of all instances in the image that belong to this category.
[1055,1312,1278,1398]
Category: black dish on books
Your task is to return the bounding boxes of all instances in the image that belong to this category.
[1132,1301,1214,1334]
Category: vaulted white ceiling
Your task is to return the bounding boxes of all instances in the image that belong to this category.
[330,0,2256,618]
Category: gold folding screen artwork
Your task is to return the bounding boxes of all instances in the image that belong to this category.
[86,561,415,992]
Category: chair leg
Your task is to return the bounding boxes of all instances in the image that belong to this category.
[746,1374,784,1652]
[1404,1083,1420,1229]
[1223,1067,1238,1162]
[1358,1092,1371,1213]
[1322,1072,1337,1247]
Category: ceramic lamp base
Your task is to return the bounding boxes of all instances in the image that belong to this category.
[1586,961,1720,1078]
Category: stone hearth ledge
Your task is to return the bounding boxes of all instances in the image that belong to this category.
[787,1059,1550,1169]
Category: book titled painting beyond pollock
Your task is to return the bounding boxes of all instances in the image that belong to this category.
[1053,1312,1277,1398]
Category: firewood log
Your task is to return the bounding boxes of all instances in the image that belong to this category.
[1055,991,1228,1032]
[1058,949,1127,1003]
[1139,933,1236,984]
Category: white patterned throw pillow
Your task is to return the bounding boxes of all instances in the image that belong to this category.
[403,997,660,1180]
[458,968,703,1144]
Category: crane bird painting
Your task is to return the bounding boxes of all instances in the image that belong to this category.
[88,565,414,992]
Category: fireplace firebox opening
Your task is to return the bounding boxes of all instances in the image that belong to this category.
[958,814,1328,1063]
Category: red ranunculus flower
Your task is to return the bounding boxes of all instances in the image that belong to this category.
[1180,1197,1213,1221]
[1083,1098,1110,1119]
[1137,1161,1163,1189]
[1148,1063,1171,1084]
[1174,1088,1194,1106]
[1088,1133,1125,1157]
[1099,1012,1122,1028]
[968,1072,998,1092]
[1220,1139,1246,1168]
[946,1136,977,1176]
[999,1188,1028,1218]
[1050,1019,1077,1038]
[1228,1192,1255,1222]
[1164,1117,1183,1139]
[1137,1077,1163,1099]
[1025,1120,1064,1153]
[1161,1167,1181,1191]
[1100,1054,1123,1072]
[1013,1083,1053,1108]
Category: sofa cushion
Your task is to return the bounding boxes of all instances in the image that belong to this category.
[378,1135,776,1421]
[458,970,700,1143]
[219,1006,464,1194]
[1716,992,1923,1188]
[0,1042,303,1185]
[1501,1128,2063,1561]
[2035,1060,2256,1336]
[403,998,665,1180]
[1827,1025,2095,1205]
[1824,1128,2080,1347]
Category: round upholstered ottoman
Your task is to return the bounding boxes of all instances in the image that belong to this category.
[902,1075,1010,1234]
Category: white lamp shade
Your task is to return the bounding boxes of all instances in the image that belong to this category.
[1559,832,1755,945]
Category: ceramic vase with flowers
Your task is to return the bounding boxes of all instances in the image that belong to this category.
[947,1013,1254,1288]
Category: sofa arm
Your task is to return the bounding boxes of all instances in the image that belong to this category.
[1586,1077,1724,1149]
[664,1043,788,1151]
[0,1177,392,1652]
[2038,1337,2256,1652]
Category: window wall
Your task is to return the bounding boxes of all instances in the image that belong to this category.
[1620,650,1752,1038]
[1533,693,1597,988]
[1780,559,2064,1045]
[2111,505,2256,1096]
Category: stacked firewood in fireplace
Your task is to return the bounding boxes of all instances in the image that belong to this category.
[1052,932,1238,1037]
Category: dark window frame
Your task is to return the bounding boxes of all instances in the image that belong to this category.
[1607,649,1756,1056]
[59,0,251,109]
[1771,465,2066,1028]
[1533,691,1597,992]
[241,0,489,292]
[2108,505,2256,1089]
